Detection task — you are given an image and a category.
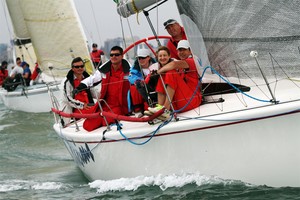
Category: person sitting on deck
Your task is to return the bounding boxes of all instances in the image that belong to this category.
[128,48,157,117]
[60,57,96,126]
[73,46,131,132]
[20,61,32,86]
[147,40,202,119]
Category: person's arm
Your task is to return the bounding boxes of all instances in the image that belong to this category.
[157,60,189,74]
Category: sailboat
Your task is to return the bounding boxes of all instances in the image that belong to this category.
[0,0,93,113]
[51,0,300,187]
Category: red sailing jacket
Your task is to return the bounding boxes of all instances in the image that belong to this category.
[0,69,8,85]
[90,49,104,63]
[99,59,130,115]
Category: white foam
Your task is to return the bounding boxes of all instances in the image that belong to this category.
[0,180,65,192]
[89,173,235,193]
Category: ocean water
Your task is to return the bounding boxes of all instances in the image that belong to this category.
[0,103,299,200]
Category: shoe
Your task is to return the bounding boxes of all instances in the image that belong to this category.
[148,104,170,119]
[133,111,143,118]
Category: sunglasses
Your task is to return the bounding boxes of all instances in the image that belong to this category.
[73,65,84,69]
[110,53,121,57]
[138,56,147,60]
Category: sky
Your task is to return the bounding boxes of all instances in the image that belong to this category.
[0,0,181,47]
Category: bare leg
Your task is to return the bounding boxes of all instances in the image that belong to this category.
[163,86,175,110]
[157,92,166,106]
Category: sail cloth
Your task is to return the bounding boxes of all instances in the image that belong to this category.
[176,0,300,78]
[9,0,93,77]
[116,0,164,18]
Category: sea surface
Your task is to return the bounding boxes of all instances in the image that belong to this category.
[0,103,299,200]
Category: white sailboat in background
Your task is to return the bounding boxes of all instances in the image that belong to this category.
[51,0,300,187]
[0,0,93,113]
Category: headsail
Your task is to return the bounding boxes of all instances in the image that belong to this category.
[11,0,93,77]
[176,0,300,78]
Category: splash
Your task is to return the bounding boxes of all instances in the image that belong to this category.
[89,173,242,193]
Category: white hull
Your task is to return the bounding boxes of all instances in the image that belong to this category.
[0,83,60,113]
[53,78,300,187]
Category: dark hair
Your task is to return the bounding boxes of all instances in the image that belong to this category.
[111,46,123,55]
[1,61,8,66]
[71,57,84,67]
[16,57,21,62]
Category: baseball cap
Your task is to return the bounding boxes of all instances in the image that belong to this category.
[137,48,151,57]
[20,61,28,67]
[92,43,97,47]
[163,19,178,28]
[177,40,191,50]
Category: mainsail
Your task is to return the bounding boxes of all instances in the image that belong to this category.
[176,0,300,77]
[6,0,93,77]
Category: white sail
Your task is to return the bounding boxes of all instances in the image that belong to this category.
[17,0,93,77]
[5,0,30,40]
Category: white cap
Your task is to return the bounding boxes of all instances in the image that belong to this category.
[177,40,191,50]
[137,48,151,57]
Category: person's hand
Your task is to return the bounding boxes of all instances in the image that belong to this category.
[83,103,93,110]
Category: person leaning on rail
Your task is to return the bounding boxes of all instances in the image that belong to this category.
[146,40,202,119]
[59,57,96,126]
[73,46,131,132]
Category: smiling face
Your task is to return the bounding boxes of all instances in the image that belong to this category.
[166,23,182,39]
[109,50,123,66]
[157,49,171,66]
[177,48,192,60]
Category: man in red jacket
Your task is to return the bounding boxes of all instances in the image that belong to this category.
[75,46,131,131]
[90,43,104,68]
[163,19,187,59]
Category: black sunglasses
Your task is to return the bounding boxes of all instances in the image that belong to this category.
[138,56,147,60]
[73,65,84,69]
[110,53,121,57]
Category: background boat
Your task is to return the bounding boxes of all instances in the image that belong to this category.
[0,0,93,113]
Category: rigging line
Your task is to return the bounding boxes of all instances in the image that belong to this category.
[234,61,270,99]
[119,15,128,51]
[201,66,271,103]
[269,53,278,98]
[232,61,248,107]
[89,0,102,45]
[269,52,300,89]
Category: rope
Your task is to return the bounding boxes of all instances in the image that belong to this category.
[201,66,272,103]
[116,115,173,145]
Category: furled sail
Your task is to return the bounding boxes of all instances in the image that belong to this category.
[176,0,300,78]
[13,0,93,77]
[116,0,164,18]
